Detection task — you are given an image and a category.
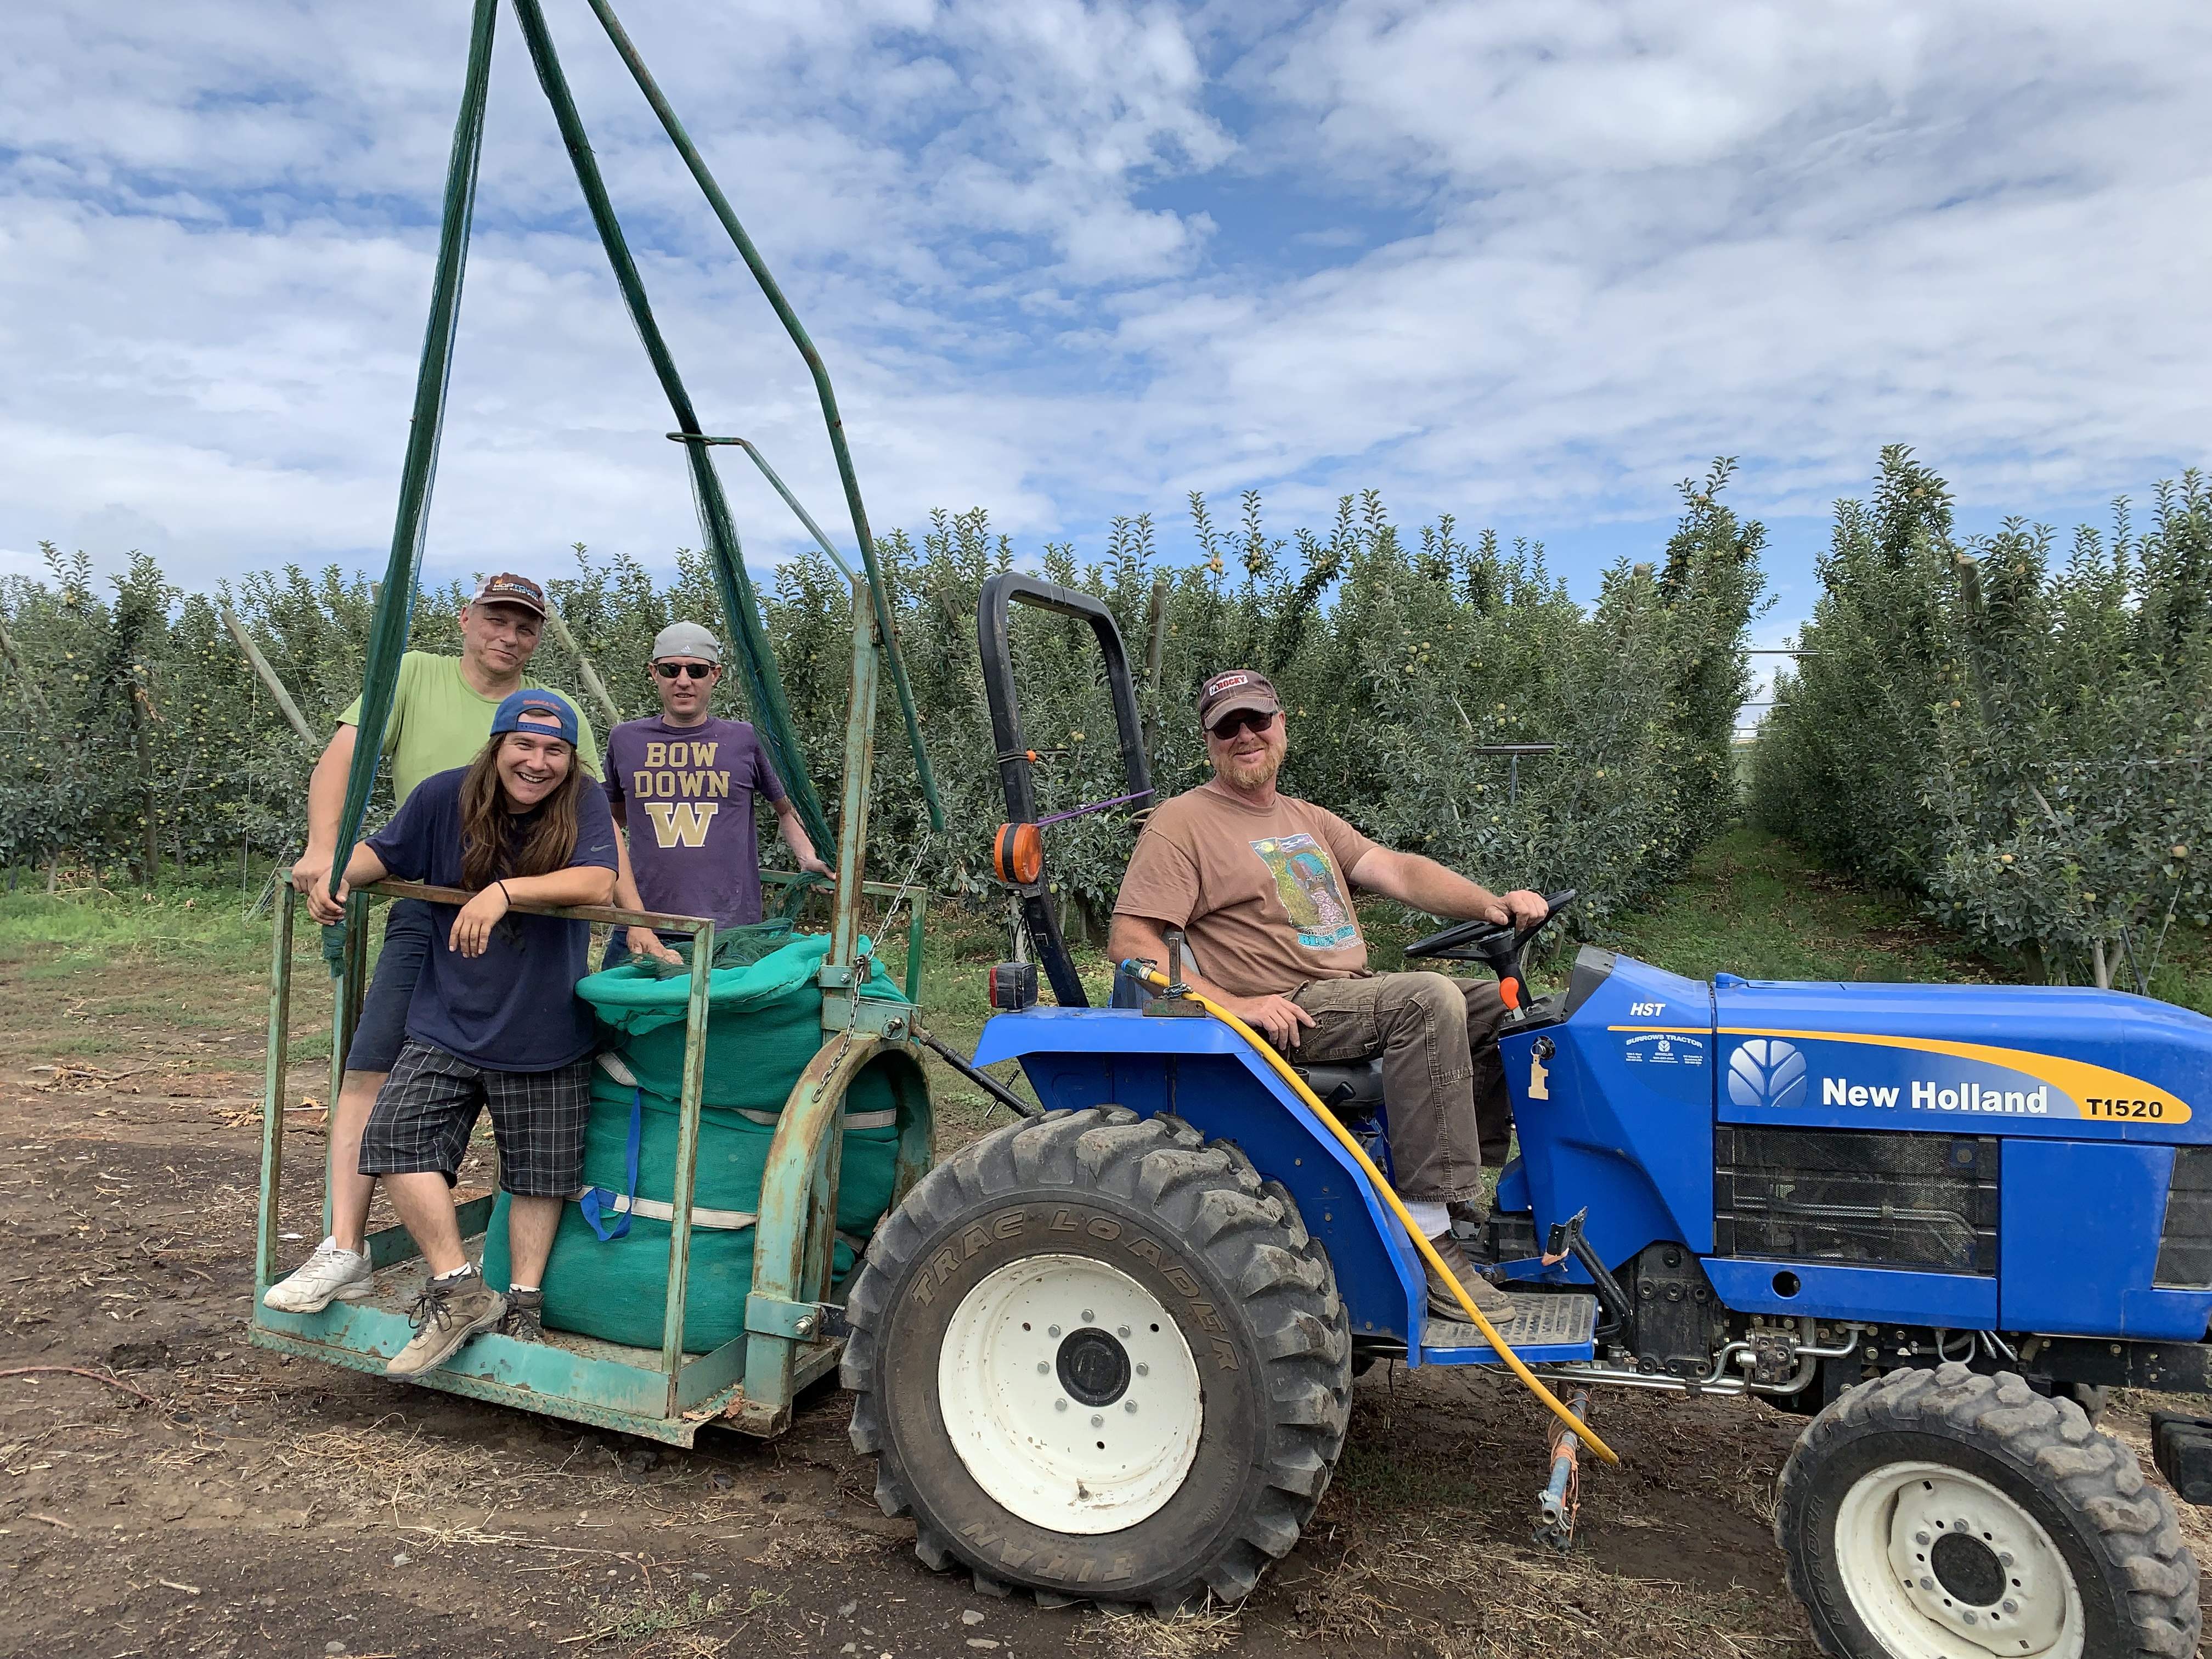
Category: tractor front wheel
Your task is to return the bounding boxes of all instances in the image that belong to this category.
[1778,1362,2198,1659]
[842,1107,1352,1611]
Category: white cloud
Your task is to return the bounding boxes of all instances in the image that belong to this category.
[0,0,2204,605]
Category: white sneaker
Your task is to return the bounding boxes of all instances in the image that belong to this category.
[262,1238,374,1313]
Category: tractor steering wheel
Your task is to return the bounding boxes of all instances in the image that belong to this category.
[1404,889,1578,963]
[1403,890,1577,1012]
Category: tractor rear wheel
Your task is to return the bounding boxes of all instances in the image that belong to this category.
[1777,1362,2199,1659]
[843,1107,1352,1612]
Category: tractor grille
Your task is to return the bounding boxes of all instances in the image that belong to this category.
[2154,1147,2212,1289]
[1715,1126,1999,1276]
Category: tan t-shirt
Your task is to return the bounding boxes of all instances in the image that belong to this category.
[1114,782,1380,997]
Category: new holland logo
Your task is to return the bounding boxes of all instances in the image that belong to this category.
[1728,1038,1805,1110]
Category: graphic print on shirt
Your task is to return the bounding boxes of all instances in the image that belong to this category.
[630,738,730,848]
[1250,833,1358,951]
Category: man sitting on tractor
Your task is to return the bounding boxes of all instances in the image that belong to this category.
[312,689,619,1376]
[263,573,603,1315]
[601,620,832,970]
[1109,668,1543,1324]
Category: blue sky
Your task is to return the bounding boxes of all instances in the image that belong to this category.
[4,0,2208,714]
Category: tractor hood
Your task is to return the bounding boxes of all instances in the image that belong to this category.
[1707,977,2212,1145]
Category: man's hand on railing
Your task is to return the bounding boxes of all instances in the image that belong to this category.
[305,873,352,927]
[291,844,338,905]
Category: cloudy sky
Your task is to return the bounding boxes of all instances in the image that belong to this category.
[4,0,2207,671]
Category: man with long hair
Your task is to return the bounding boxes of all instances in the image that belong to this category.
[267,573,601,1314]
[1109,669,1545,1326]
[315,689,618,1377]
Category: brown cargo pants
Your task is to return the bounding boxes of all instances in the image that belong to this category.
[1288,972,1513,1204]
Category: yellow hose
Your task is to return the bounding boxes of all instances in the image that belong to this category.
[1126,964,1620,1467]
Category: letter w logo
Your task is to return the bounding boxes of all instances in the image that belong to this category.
[644,801,718,848]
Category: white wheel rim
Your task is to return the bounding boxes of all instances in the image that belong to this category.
[1833,1460,2083,1658]
[936,1254,1204,1534]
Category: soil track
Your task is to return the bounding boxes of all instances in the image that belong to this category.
[4,945,2207,1658]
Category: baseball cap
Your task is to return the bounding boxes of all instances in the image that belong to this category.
[1196,668,1281,730]
[651,621,723,664]
[468,572,548,617]
[490,688,579,748]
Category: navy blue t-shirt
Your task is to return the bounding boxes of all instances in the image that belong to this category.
[365,766,619,1072]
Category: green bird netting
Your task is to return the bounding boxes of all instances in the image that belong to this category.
[481,931,915,1352]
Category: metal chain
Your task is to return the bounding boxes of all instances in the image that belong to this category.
[873,829,935,961]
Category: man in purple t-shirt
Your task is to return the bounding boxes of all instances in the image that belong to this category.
[604,622,831,965]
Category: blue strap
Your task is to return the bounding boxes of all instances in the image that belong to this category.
[579,1087,642,1242]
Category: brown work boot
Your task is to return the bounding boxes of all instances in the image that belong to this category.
[499,1286,545,1342]
[1425,1231,1519,1323]
[387,1267,505,1379]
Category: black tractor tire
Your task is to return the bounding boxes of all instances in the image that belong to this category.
[1777,1362,2199,1659]
[2061,1383,2112,1428]
[843,1107,1352,1612]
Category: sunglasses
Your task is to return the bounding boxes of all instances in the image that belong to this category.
[1209,708,1277,740]
[654,662,716,680]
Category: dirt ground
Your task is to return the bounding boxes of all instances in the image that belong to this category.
[5,940,2209,1659]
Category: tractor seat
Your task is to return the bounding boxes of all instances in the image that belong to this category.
[1294,1058,1385,1120]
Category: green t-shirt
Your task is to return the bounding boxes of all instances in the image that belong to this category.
[335,651,602,805]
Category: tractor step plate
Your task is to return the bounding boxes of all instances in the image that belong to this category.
[1420,1291,1598,1365]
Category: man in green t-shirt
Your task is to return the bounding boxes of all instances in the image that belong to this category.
[264,572,603,1314]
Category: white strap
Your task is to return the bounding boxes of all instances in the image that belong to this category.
[566,1189,874,1254]
[572,1189,757,1231]
[594,1052,895,1130]
[832,1108,898,1130]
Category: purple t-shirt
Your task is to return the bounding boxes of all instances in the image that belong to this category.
[603,715,786,929]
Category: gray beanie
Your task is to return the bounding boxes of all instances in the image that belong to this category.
[651,621,722,663]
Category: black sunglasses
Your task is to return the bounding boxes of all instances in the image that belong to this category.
[654,662,716,680]
[1209,708,1277,740]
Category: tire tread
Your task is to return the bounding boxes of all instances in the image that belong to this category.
[1775,1361,2199,1659]
[844,1107,1351,1611]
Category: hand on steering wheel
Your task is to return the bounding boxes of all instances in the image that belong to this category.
[1404,889,1577,962]
[1499,888,1550,930]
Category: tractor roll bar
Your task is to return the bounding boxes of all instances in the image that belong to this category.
[976,574,1152,1009]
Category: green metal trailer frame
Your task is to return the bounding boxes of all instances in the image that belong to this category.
[248,581,934,1444]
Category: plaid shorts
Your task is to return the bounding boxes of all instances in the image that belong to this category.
[358,1040,593,1198]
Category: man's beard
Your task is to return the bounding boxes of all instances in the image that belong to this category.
[1218,748,1280,791]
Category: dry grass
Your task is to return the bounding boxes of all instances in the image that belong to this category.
[1277,1519,1817,1658]
[1077,1602,1244,1658]
[1248,1364,1825,1658]
[562,1585,792,1656]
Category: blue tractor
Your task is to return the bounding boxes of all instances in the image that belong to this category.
[840,575,2211,1659]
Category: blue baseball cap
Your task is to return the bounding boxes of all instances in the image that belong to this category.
[490,689,579,747]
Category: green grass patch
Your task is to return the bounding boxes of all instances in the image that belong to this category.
[0,882,302,978]
[1587,825,1997,986]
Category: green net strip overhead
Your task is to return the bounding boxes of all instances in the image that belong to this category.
[510,0,833,856]
[583,0,943,833]
[326,0,500,895]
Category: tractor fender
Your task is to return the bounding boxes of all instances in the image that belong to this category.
[973,1008,1426,1348]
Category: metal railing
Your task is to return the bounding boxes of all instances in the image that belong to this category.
[253,876,719,1417]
